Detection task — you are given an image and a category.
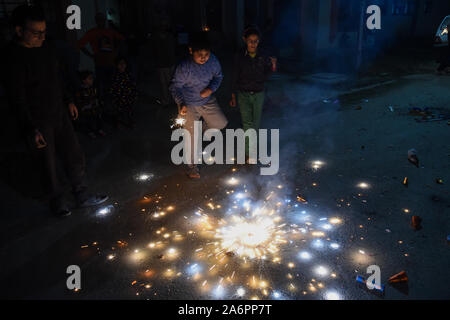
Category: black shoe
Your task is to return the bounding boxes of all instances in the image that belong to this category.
[56,208,72,217]
[76,193,109,208]
[51,196,72,217]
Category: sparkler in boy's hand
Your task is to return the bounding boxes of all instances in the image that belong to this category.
[170,104,187,129]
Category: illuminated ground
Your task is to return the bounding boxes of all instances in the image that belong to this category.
[0,64,449,300]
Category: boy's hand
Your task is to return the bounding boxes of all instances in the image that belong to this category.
[269,57,277,71]
[69,103,79,120]
[230,94,237,107]
[34,130,47,149]
[179,105,188,116]
[200,88,213,98]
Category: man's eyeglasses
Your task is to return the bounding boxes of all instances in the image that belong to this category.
[246,40,260,45]
[26,28,46,37]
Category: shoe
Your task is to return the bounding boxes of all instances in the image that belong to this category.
[187,166,200,179]
[76,192,109,208]
[56,208,72,217]
[51,196,72,217]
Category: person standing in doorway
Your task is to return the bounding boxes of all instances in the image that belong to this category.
[230,25,277,163]
[78,12,125,105]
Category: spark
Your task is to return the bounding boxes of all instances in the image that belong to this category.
[136,173,154,182]
[314,266,330,277]
[96,205,113,216]
[171,117,186,129]
[357,182,370,189]
[330,243,340,250]
[311,160,325,170]
[329,218,342,225]
[215,212,286,260]
[299,251,312,260]
[324,290,341,300]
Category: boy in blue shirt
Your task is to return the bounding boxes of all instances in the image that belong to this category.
[170,33,228,179]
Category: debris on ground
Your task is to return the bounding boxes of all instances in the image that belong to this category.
[403,177,408,187]
[388,106,395,112]
[409,107,430,116]
[409,107,450,123]
[388,271,408,284]
[411,216,422,231]
[408,149,420,168]
[356,275,385,294]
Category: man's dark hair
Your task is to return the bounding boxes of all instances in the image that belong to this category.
[243,25,261,38]
[79,70,94,81]
[189,32,211,52]
[11,4,46,28]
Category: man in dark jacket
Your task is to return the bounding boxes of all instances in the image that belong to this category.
[4,5,108,217]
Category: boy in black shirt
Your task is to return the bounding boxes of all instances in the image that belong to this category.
[230,26,277,163]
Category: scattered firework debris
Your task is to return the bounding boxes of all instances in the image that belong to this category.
[411,216,422,231]
[408,149,420,168]
[388,271,408,284]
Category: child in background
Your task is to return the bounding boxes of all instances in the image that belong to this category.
[230,25,277,163]
[110,57,137,128]
[75,71,106,139]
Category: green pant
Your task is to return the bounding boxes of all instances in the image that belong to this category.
[237,91,265,157]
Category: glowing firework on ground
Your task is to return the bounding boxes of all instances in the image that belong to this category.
[102,168,354,300]
[311,160,325,170]
[357,182,370,189]
[215,213,287,260]
[135,173,154,182]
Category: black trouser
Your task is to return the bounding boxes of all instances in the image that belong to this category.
[35,114,87,201]
[79,112,104,133]
[95,65,115,107]
[157,66,175,105]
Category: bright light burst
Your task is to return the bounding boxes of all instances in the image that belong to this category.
[357,182,370,189]
[170,117,186,129]
[105,170,351,300]
[215,213,287,260]
[311,160,325,170]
